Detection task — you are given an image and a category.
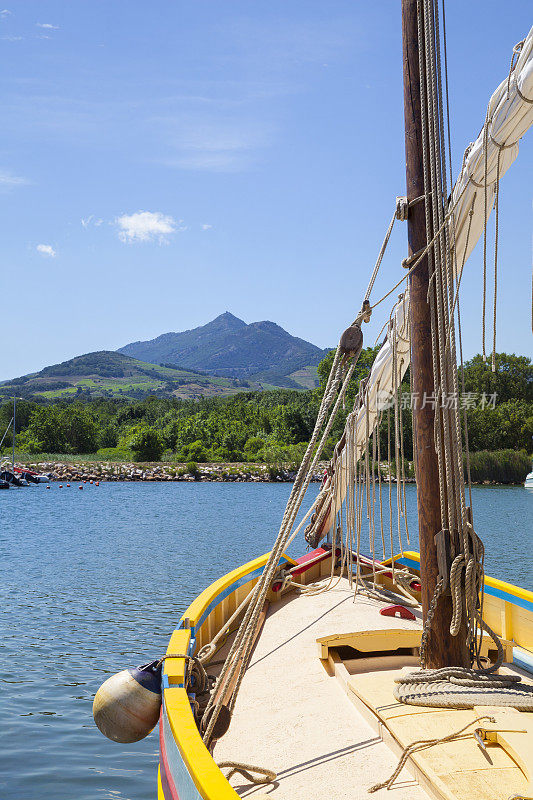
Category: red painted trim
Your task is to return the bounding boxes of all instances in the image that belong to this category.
[380,604,416,621]
[291,548,330,576]
[159,708,180,800]
[273,548,335,591]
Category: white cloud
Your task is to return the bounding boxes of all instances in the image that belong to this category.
[36,244,56,257]
[81,214,103,229]
[0,171,29,187]
[0,9,12,17]
[201,223,213,230]
[1,34,22,40]
[115,211,176,244]
[36,23,59,30]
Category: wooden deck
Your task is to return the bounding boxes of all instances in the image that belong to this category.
[214,577,429,799]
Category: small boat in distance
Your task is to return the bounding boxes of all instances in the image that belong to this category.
[525,470,533,489]
[14,467,49,483]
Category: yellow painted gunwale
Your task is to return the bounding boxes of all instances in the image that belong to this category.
[162,550,297,800]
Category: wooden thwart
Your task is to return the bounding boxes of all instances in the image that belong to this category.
[316,627,514,663]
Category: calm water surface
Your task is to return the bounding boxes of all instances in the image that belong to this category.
[1,482,531,800]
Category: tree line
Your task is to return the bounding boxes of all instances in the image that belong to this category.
[1,351,531,466]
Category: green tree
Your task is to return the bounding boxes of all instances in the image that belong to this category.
[462,353,533,403]
[23,405,98,453]
[123,425,163,461]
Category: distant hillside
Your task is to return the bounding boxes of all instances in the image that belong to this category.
[118,312,329,388]
[0,351,252,401]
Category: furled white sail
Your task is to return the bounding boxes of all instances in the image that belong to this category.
[318,28,533,539]
[451,27,533,272]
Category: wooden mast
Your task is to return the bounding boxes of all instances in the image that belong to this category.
[401,0,467,667]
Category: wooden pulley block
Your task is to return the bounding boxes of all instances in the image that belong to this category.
[339,323,363,358]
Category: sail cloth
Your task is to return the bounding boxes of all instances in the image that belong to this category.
[317,28,533,541]
[451,26,533,272]
[317,293,411,538]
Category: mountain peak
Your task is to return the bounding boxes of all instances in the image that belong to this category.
[117,313,327,387]
[209,311,246,328]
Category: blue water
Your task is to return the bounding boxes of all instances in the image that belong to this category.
[0,482,531,800]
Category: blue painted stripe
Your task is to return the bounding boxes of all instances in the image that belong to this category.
[161,700,202,800]
[483,585,533,613]
[178,559,292,638]
[396,556,533,613]
[162,674,184,689]
[189,565,265,635]
[396,556,421,573]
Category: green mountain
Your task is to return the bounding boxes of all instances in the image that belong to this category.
[118,312,329,389]
[0,351,251,401]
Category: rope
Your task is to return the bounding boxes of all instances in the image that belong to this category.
[393,670,533,710]
[368,716,494,793]
[201,333,363,744]
[0,417,14,450]
[364,209,396,302]
[196,587,255,664]
[157,653,209,694]
[217,761,276,785]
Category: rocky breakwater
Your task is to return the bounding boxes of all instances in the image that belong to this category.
[16,460,327,483]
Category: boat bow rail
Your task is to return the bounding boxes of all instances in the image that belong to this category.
[158,550,298,800]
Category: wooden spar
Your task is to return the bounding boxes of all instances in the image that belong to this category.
[401,0,468,667]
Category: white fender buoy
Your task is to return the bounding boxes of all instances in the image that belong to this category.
[93,660,162,743]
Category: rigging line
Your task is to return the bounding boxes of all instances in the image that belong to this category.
[456,293,473,515]
[370,177,471,312]
[442,0,470,541]
[392,334,403,554]
[364,210,397,302]
[444,195,477,359]
[387,407,395,569]
[417,0,446,529]
[201,346,349,740]
[441,0,454,188]
[376,394,386,560]
[436,0,466,540]
[424,0,455,534]
[443,9,472,542]
[0,417,14,449]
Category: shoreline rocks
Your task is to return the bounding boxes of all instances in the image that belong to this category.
[14,460,328,483]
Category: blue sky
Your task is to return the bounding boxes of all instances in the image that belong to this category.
[1,0,532,380]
